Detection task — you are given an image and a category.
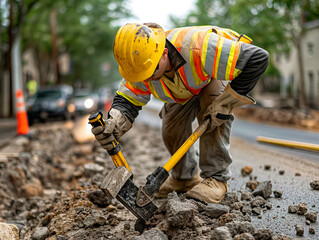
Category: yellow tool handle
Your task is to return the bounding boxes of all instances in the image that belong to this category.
[163,119,210,172]
[257,136,319,152]
[88,111,132,172]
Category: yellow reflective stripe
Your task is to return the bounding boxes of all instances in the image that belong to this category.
[189,31,203,86]
[233,68,242,78]
[160,82,174,103]
[242,34,253,43]
[225,42,236,80]
[170,29,183,44]
[116,91,146,106]
[201,31,211,77]
[214,37,224,79]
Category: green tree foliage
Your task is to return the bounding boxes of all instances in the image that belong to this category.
[171,0,291,52]
[21,0,131,89]
[171,0,319,107]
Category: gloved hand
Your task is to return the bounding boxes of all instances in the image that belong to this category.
[204,85,255,132]
[91,108,132,151]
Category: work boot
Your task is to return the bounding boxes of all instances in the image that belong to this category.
[155,170,202,198]
[185,177,229,203]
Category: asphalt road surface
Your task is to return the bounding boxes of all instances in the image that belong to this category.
[137,103,319,239]
[138,100,319,161]
[232,119,319,162]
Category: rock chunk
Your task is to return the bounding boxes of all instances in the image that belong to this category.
[273,190,282,198]
[288,205,297,214]
[264,165,271,171]
[225,221,255,236]
[241,166,253,176]
[211,226,232,240]
[166,192,197,228]
[220,192,239,206]
[87,190,111,208]
[133,228,168,240]
[241,191,252,201]
[296,203,307,215]
[32,227,48,240]
[234,233,255,240]
[205,204,230,219]
[309,227,315,234]
[294,224,304,236]
[305,212,317,222]
[252,181,272,199]
[253,228,273,240]
[246,181,260,191]
[250,196,266,208]
[0,223,19,240]
[310,180,319,190]
[278,170,285,175]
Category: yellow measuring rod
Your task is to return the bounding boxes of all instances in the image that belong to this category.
[256,136,319,152]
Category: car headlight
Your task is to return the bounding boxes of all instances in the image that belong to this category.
[84,98,94,109]
[57,99,66,108]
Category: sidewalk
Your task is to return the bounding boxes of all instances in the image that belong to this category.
[0,117,17,148]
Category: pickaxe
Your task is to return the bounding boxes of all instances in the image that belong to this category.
[88,111,209,232]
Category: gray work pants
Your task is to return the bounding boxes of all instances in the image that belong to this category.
[160,79,233,182]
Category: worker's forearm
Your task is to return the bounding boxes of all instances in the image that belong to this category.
[110,93,142,123]
[230,46,269,95]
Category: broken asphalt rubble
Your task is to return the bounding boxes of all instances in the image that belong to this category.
[0,123,318,239]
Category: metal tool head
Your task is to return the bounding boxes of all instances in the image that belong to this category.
[100,166,158,222]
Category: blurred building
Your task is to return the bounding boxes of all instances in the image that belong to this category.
[274,19,319,108]
[22,50,71,89]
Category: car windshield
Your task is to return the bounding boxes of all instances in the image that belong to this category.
[75,91,90,98]
[36,90,61,99]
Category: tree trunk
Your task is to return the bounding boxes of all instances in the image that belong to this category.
[7,0,14,116]
[50,11,60,85]
[295,37,307,109]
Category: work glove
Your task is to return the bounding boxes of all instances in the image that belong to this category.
[204,84,255,132]
[91,108,132,151]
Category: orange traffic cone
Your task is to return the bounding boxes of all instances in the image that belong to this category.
[16,89,30,135]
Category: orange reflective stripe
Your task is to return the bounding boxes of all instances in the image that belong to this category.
[192,31,209,82]
[178,66,202,95]
[175,95,193,104]
[125,82,150,95]
[239,34,253,44]
[216,29,232,40]
[229,42,241,80]
[174,28,193,49]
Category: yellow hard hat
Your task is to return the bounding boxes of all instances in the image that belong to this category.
[113,23,166,83]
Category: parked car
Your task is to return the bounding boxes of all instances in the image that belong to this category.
[97,87,113,111]
[27,85,76,124]
[74,89,99,114]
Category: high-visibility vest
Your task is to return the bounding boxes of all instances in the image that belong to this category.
[117,26,252,106]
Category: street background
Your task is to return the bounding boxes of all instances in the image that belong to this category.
[0,0,319,239]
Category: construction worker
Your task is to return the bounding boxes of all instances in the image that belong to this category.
[92,23,269,203]
[26,79,37,97]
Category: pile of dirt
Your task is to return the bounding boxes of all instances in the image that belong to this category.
[234,107,319,131]
[0,122,318,239]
